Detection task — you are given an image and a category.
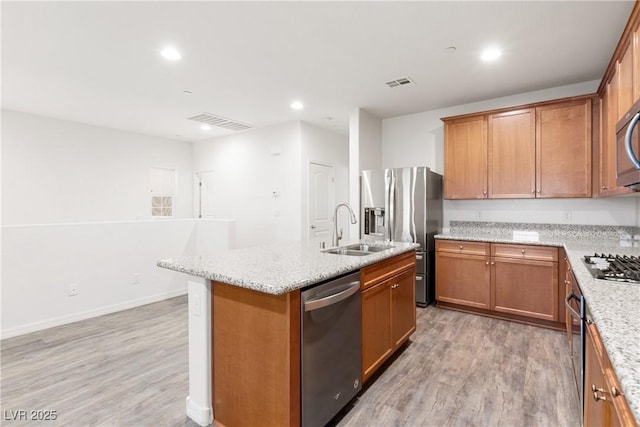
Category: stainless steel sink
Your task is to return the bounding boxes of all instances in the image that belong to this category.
[322,248,371,256]
[344,243,395,252]
[322,243,395,256]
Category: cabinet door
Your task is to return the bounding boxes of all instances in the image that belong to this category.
[619,42,634,120]
[436,252,490,309]
[488,109,536,198]
[536,99,592,198]
[600,89,612,195]
[491,257,558,322]
[391,268,416,348]
[584,323,608,427]
[444,116,488,199]
[361,281,392,382]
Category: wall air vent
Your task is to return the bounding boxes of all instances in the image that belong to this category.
[187,113,252,132]
[385,77,415,88]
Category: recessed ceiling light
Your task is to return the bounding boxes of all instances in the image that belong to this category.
[481,47,502,61]
[201,125,211,131]
[290,101,304,110]
[160,47,182,61]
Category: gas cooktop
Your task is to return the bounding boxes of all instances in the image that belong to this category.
[583,254,640,284]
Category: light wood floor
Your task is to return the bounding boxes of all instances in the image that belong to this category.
[1,296,580,427]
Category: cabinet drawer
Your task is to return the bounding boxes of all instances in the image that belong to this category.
[361,251,415,290]
[491,243,558,262]
[435,239,490,256]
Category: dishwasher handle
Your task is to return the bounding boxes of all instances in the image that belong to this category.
[565,290,582,320]
[304,281,360,312]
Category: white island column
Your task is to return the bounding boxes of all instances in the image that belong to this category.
[185,276,213,426]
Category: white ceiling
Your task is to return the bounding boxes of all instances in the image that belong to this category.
[1,1,635,141]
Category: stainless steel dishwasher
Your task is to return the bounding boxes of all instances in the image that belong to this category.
[301,271,362,427]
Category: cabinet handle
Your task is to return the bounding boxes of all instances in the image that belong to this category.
[602,186,608,190]
[611,386,622,397]
[491,262,495,265]
[391,284,399,289]
[593,392,607,402]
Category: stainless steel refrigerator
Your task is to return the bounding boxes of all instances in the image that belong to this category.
[361,167,443,306]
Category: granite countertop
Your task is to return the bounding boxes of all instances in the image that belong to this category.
[157,240,419,295]
[436,221,640,423]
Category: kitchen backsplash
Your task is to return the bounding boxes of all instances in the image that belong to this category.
[448,221,640,241]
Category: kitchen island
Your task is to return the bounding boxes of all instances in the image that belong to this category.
[157,240,419,427]
[436,222,640,425]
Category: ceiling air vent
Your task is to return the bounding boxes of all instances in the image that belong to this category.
[385,77,415,88]
[187,113,252,132]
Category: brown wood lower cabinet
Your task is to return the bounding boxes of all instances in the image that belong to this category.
[492,257,558,321]
[436,239,560,326]
[435,251,490,309]
[361,260,416,383]
[361,279,392,381]
[584,322,637,427]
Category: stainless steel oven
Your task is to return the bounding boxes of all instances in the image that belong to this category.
[565,272,585,423]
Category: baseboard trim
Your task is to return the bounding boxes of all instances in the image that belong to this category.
[1,289,187,339]
[186,396,213,427]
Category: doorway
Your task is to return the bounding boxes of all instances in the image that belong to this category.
[195,170,215,218]
[308,162,335,247]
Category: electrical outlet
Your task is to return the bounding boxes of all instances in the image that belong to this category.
[564,211,572,221]
[132,273,140,285]
[68,284,78,297]
[190,294,201,317]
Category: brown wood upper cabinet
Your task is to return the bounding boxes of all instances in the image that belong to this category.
[596,2,639,197]
[488,109,536,198]
[444,115,488,199]
[443,96,592,199]
[536,99,592,198]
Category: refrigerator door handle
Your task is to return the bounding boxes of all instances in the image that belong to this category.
[387,170,394,241]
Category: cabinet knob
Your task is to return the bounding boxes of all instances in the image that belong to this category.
[483,191,487,195]
[491,262,495,265]
[459,245,463,249]
[611,387,622,397]
[593,391,607,402]
[485,261,489,266]
[537,190,541,194]
[602,186,608,190]
[521,249,526,254]
[531,190,535,194]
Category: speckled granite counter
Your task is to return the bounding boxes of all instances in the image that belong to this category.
[436,221,640,423]
[157,240,419,295]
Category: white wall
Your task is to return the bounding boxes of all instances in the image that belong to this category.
[1,110,194,224]
[1,219,234,338]
[0,110,238,338]
[349,108,383,238]
[300,122,349,244]
[381,80,639,227]
[192,122,302,248]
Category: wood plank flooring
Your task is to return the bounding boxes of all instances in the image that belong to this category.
[1,296,580,427]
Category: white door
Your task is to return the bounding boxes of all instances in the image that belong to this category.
[308,162,334,246]
[196,171,216,218]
